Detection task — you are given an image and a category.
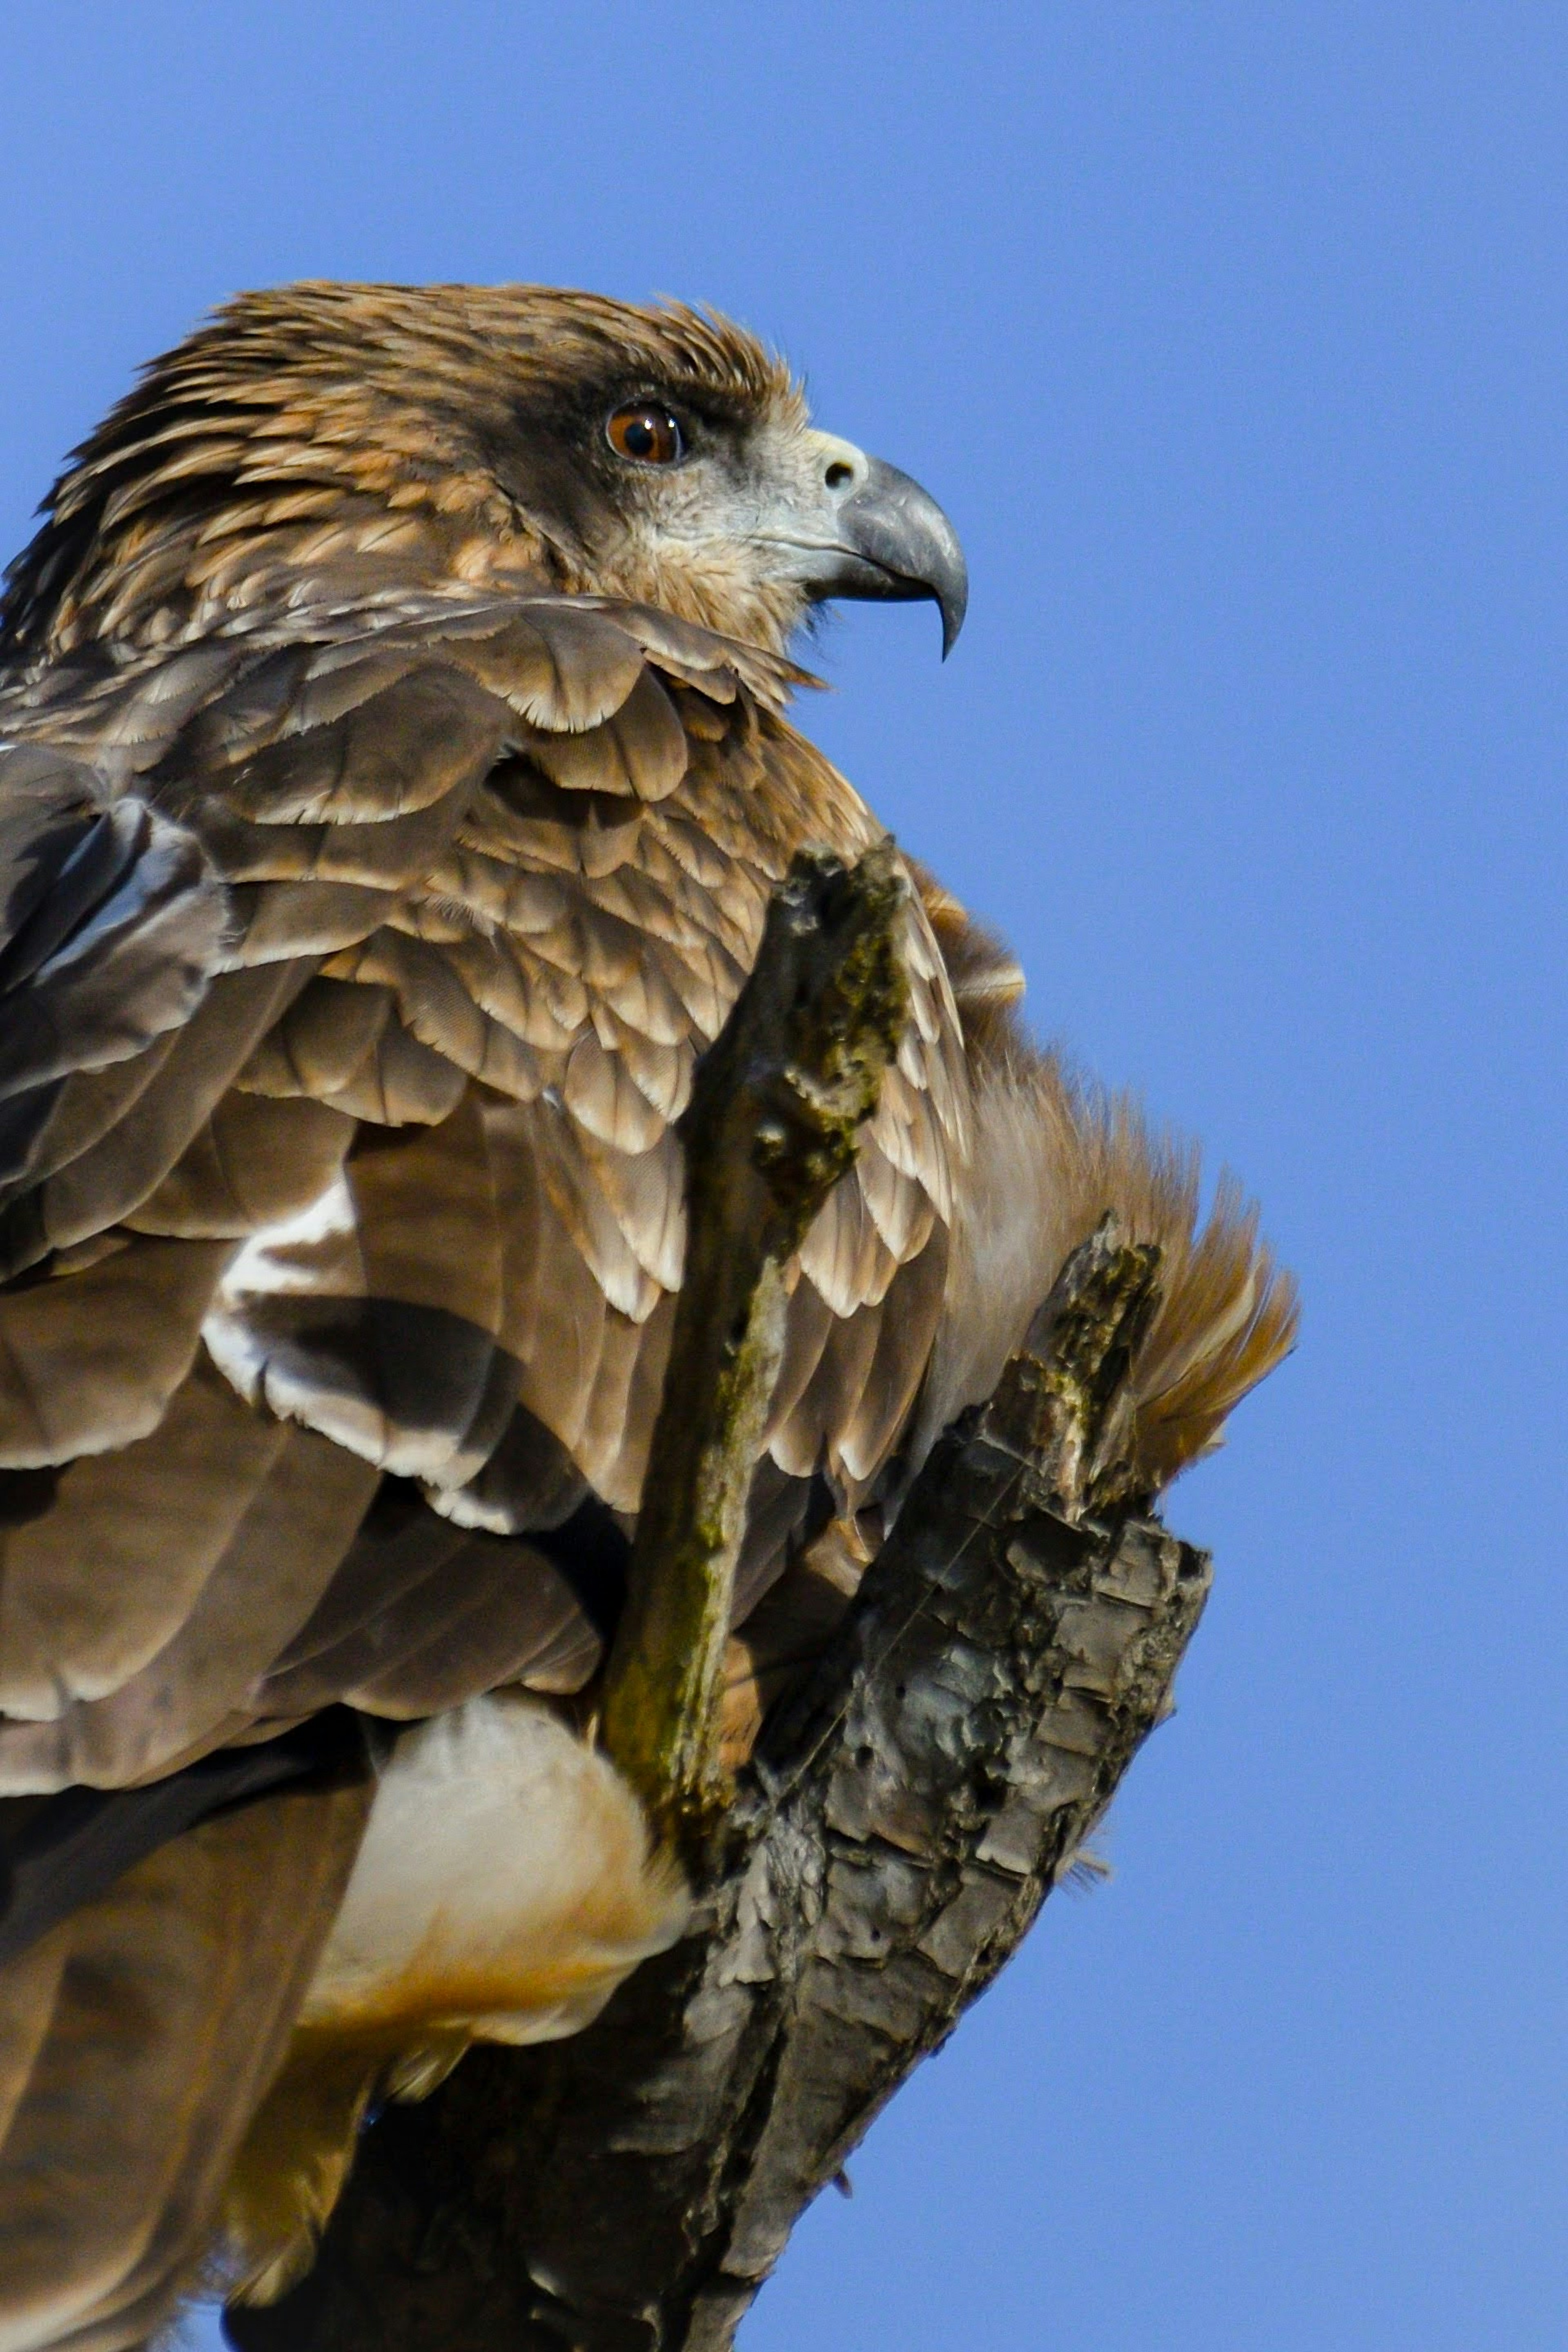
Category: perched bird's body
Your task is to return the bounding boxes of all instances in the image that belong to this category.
[0,286,1294,2348]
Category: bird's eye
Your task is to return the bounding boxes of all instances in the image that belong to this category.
[606,403,686,466]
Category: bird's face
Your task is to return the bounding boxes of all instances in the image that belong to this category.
[1,286,967,665]
[494,355,969,657]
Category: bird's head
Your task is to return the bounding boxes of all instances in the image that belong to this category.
[2,283,966,664]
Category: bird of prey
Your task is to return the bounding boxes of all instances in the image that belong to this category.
[0,285,1296,2350]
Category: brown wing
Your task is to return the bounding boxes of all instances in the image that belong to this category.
[0,590,967,1801]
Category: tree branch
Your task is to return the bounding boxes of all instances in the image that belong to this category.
[601,841,908,1860]
[226,874,1212,2352]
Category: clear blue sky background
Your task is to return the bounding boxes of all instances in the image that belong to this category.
[2,7,1564,2347]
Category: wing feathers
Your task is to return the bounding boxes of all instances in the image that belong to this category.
[125,1093,354,1238]
[0,755,225,1109]
[0,1364,283,1730]
[0,1235,231,1470]
[0,1380,377,1792]
[235,976,394,1098]
[337,1545,595,1717]
[0,585,969,1859]
[393,604,644,733]
[212,668,506,827]
[30,962,314,1260]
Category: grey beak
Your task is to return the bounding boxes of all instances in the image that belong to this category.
[802,457,969,656]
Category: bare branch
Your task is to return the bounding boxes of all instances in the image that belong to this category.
[601,842,908,1860]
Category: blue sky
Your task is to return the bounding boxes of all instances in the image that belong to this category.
[3,6,1564,2346]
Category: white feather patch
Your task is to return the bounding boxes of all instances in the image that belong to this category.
[301,1692,689,2046]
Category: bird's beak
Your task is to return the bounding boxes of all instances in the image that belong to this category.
[764,434,969,657]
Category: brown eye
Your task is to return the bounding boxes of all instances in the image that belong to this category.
[606,402,685,466]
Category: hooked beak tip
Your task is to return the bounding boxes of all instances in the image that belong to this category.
[806,454,968,661]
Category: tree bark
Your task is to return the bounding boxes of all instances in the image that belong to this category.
[227,864,1213,2352]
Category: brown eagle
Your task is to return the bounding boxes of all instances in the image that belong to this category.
[0,285,1295,2349]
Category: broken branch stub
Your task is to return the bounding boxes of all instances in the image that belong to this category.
[982,1212,1165,1517]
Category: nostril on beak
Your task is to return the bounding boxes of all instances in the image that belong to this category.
[824,460,856,491]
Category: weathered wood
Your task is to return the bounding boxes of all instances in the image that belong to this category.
[601,840,908,1860]
[227,1224,1210,2352]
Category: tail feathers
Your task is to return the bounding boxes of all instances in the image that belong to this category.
[215,2031,387,2308]
[1095,1124,1298,1490]
[0,1773,367,2352]
[917,1046,1298,1496]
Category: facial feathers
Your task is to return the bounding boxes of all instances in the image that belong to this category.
[2,285,808,662]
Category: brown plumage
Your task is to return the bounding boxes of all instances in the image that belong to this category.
[0,284,1295,2345]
